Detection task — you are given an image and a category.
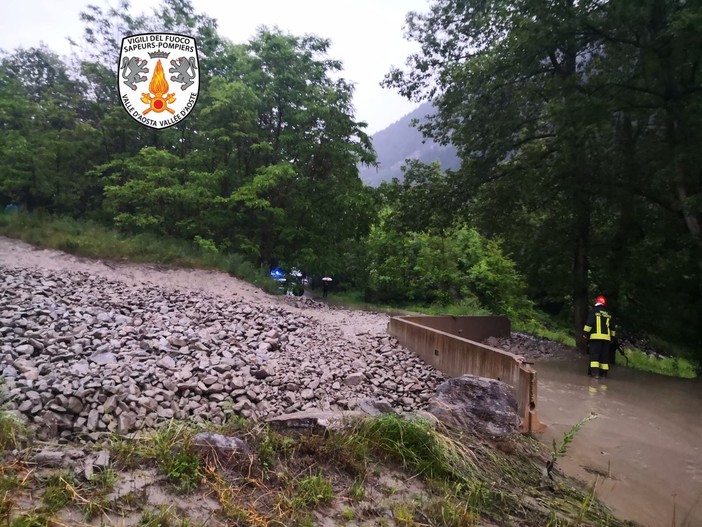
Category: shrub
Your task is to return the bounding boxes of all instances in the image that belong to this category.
[365,224,530,314]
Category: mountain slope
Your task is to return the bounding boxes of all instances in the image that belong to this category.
[360,101,460,187]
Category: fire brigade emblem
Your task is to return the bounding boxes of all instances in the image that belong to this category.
[118,33,199,129]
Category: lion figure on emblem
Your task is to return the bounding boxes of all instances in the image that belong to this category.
[120,57,149,90]
[169,57,198,90]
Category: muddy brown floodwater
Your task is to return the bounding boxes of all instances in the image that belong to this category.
[536,359,702,527]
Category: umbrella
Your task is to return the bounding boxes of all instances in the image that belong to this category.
[322,276,332,282]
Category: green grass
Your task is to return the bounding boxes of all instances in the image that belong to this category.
[318,289,418,317]
[0,414,631,526]
[258,426,296,468]
[0,473,21,494]
[548,415,597,480]
[353,414,478,483]
[289,472,334,509]
[617,347,698,379]
[41,472,75,511]
[1,456,114,522]
[511,316,575,347]
[111,421,203,493]
[0,212,280,294]
[8,511,53,527]
[138,505,191,527]
[88,467,117,492]
[395,494,478,527]
[0,411,29,453]
[349,476,365,501]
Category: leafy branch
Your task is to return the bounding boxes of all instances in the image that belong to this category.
[546,414,597,480]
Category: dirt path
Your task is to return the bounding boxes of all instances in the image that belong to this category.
[0,236,390,343]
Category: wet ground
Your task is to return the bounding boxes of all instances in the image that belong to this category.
[536,359,702,527]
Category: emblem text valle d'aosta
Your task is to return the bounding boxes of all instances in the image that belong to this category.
[118,33,199,129]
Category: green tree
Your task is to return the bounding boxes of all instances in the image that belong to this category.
[385,0,702,353]
[94,147,218,238]
[83,22,376,275]
[378,160,469,235]
[0,66,36,207]
[365,218,529,313]
[73,0,225,160]
[0,47,101,213]
[207,29,377,272]
[561,0,702,350]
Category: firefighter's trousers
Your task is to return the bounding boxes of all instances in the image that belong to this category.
[588,340,610,377]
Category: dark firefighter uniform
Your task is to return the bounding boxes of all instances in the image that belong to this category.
[583,300,615,378]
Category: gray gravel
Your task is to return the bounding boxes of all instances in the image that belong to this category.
[0,266,444,440]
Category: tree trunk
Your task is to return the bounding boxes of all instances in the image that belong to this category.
[573,184,591,352]
[667,106,702,297]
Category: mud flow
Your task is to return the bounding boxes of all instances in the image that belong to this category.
[536,359,702,527]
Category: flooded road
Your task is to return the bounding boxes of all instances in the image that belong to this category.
[535,359,702,527]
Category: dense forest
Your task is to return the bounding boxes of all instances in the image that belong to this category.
[0,0,700,359]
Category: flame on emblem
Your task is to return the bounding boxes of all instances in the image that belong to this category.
[140,60,175,114]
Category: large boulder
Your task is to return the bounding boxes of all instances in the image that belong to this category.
[427,375,520,439]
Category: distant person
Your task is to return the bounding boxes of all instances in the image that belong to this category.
[582,295,615,379]
[322,276,332,298]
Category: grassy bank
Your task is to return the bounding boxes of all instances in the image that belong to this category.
[0,212,280,294]
[0,410,631,526]
[617,347,698,379]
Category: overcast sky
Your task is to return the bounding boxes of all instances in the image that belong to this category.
[0,0,430,134]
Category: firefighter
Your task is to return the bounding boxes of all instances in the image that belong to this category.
[582,295,615,379]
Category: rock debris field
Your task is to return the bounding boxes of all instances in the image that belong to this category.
[0,264,445,440]
[0,237,573,442]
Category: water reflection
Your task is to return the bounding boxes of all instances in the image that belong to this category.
[535,360,702,527]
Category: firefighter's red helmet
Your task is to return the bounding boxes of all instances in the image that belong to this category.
[595,295,607,306]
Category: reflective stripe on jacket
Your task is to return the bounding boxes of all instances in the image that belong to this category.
[583,305,615,341]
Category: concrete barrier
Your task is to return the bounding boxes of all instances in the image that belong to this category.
[387,315,542,433]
